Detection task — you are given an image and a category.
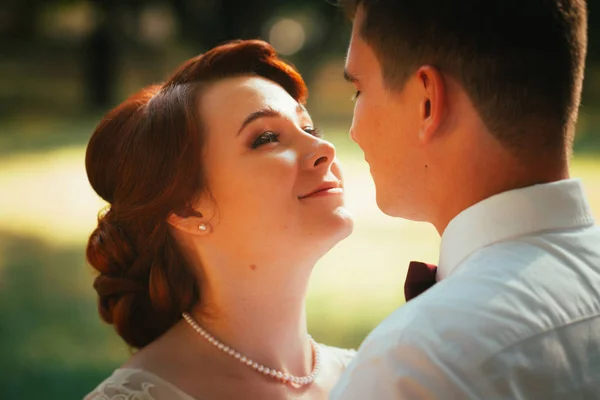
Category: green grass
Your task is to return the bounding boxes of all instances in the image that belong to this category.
[0,121,599,399]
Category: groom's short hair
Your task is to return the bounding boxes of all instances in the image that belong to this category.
[342,0,588,154]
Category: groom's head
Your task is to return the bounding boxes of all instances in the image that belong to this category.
[342,0,587,227]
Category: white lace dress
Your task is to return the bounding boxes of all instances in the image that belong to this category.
[84,346,356,400]
[84,368,197,400]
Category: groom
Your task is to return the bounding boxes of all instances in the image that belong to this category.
[331,0,600,398]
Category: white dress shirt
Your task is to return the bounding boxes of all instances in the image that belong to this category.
[331,179,600,399]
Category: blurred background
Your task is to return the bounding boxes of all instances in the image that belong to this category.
[0,0,599,398]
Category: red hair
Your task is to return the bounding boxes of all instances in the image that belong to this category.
[85,40,308,349]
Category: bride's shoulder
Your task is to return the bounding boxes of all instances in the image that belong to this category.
[84,369,150,400]
[319,344,358,368]
[83,368,196,400]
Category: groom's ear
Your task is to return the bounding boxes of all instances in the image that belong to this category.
[416,65,446,143]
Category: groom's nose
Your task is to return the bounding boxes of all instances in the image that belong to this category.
[349,127,357,143]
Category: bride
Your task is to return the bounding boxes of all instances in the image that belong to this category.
[84,39,355,400]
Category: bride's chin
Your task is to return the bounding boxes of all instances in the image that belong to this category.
[295,208,354,252]
[320,210,355,246]
[337,212,354,238]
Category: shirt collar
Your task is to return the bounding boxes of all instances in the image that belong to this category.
[438,178,595,280]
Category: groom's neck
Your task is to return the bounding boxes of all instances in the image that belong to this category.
[432,142,569,236]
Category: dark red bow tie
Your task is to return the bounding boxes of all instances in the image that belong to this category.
[404,261,438,301]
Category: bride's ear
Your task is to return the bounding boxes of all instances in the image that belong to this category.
[167,208,211,236]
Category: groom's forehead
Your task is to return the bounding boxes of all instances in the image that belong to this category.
[345,31,376,82]
[345,30,361,76]
[346,7,374,73]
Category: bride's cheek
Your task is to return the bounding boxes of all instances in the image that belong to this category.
[265,150,300,180]
[275,148,299,166]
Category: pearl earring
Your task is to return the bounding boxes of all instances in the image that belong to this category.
[198,223,208,232]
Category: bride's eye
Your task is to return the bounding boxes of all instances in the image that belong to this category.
[303,127,324,138]
[251,131,280,149]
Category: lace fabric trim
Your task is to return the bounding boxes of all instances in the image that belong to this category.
[85,345,356,400]
[85,368,192,400]
[88,382,155,400]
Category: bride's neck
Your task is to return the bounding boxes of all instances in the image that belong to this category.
[188,258,315,377]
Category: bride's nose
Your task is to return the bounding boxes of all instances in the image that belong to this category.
[302,137,336,170]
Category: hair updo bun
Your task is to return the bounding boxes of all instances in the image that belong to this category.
[85,40,308,349]
[87,208,198,348]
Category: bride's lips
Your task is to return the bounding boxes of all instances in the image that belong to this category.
[298,181,343,199]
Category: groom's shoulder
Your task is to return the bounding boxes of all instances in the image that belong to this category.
[361,232,600,365]
[361,248,530,350]
[358,284,521,370]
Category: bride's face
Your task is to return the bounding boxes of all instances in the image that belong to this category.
[196,76,353,261]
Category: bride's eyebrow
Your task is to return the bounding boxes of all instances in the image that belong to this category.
[237,104,307,136]
[237,106,281,136]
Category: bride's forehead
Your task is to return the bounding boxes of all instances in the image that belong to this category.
[209,77,294,103]
[202,76,299,116]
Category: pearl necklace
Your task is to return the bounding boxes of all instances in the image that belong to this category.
[182,312,321,388]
